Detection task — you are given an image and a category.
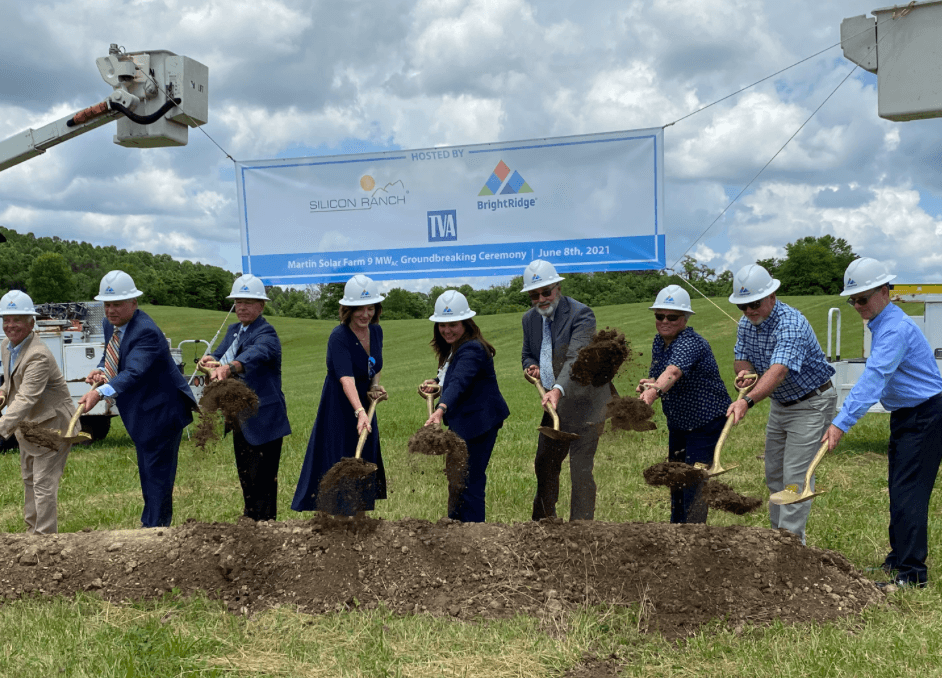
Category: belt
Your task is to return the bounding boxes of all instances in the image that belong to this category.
[780,381,832,407]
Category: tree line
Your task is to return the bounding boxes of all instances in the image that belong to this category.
[0,226,856,320]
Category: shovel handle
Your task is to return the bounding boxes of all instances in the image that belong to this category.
[802,441,830,490]
[353,397,380,460]
[66,386,96,437]
[710,374,758,465]
[197,360,221,376]
[523,370,562,430]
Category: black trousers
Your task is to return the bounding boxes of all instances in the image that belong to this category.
[532,412,601,521]
[667,415,726,524]
[233,429,283,521]
[885,392,942,584]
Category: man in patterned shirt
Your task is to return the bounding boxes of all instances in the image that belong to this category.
[726,264,836,543]
[822,258,942,588]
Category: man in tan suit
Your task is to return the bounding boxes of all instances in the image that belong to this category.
[0,291,76,534]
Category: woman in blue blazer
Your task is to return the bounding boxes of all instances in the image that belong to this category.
[420,290,509,522]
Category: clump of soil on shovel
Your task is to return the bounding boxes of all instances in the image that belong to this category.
[17,421,61,451]
[570,328,631,387]
[703,480,763,515]
[195,379,259,449]
[317,457,379,515]
[607,396,657,432]
[408,426,470,512]
[643,461,707,489]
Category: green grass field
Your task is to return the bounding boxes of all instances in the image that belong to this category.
[0,295,940,677]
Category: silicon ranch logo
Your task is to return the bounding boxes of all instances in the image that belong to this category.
[477,160,536,212]
[309,176,407,212]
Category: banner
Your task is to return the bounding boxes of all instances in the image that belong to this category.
[235,128,665,283]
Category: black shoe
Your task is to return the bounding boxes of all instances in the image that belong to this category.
[875,579,927,591]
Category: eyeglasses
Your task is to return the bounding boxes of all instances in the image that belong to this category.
[654,313,682,322]
[846,289,879,307]
[527,285,557,301]
[736,300,763,311]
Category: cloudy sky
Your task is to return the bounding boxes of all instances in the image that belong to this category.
[2,0,941,289]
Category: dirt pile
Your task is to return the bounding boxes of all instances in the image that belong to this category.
[570,328,630,387]
[0,518,884,639]
[195,380,259,449]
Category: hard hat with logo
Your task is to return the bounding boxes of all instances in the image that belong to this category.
[95,270,144,302]
[521,259,566,293]
[728,264,780,305]
[0,290,39,316]
[429,290,476,322]
[341,274,386,306]
[227,273,270,301]
[650,285,695,314]
[840,257,896,296]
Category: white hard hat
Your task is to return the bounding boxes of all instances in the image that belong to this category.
[95,270,144,302]
[341,274,386,307]
[728,264,780,305]
[429,290,476,322]
[0,290,39,316]
[650,285,695,314]
[840,257,896,296]
[227,273,269,301]
[521,259,565,293]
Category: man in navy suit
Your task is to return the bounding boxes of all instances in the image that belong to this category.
[521,260,612,521]
[81,270,197,527]
[199,274,291,521]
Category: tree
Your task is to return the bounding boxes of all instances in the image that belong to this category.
[777,235,856,295]
[28,252,75,303]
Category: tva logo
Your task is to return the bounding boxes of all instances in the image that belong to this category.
[428,210,457,242]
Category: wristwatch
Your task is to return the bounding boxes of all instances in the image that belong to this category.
[743,395,755,409]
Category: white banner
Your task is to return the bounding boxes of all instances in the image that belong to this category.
[235,128,665,283]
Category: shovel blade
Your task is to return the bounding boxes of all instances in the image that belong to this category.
[317,458,378,516]
[537,426,579,442]
[769,483,826,505]
[52,429,93,444]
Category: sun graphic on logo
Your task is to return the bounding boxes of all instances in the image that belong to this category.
[360,175,376,191]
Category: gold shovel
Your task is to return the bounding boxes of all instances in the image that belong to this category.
[695,374,757,478]
[769,441,829,505]
[50,387,94,444]
[524,371,579,442]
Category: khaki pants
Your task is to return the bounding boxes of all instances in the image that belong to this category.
[16,434,71,534]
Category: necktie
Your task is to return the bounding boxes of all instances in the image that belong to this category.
[220,328,243,365]
[103,329,121,381]
[539,317,554,390]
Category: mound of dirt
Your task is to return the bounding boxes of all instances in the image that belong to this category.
[195,379,259,449]
[570,328,630,387]
[607,397,656,432]
[643,461,707,489]
[0,518,884,639]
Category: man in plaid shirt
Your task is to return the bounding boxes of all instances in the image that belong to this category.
[726,264,836,543]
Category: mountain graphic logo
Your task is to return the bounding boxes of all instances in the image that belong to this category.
[738,286,750,296]
[846,278,857,288]
[478,160,534,196]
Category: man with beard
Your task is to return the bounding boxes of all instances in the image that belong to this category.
[726,263,836,544]
[520,259,611,521]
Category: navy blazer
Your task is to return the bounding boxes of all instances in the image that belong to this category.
[521,295,611,429]
[212,315,291,446]
[438,339,510,441]
[99,309,197,447]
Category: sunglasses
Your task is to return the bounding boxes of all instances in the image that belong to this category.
[846,289,879,307]
[654,313,682,322]
[736,300,763,311]
[527,285,557,301]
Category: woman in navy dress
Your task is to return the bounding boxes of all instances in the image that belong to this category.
[292,275,387,514]
[636,285,732,524]
[420,290,510,522]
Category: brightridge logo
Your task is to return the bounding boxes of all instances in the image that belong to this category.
[105,286,115,294]
[6,302,16,309]
[737,286,750,296]
[240,285,250,292]
[846,278,857,288]
[664,295,675,304]
[442,306,453,315]
[428,210,458,242]
[360,289,372,298]
[479,160,533,196]
[530,273,542,284]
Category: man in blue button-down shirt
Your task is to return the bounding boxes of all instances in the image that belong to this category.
[726,264,837,544]
[823,258,942,588]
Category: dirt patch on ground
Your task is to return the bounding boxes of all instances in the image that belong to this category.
[195,380,259,449]
[0,517,884,640]
[570,328,631,388]
[606,397,656,432]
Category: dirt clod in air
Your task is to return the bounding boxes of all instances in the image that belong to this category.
[703,480,763,515]
[570,328,631,387]
[408,426,465,458]
[607,396,656,432]
[317,457,379,515]
[195,379,259,449]
[643,461,707,489]
[17,421,63,451]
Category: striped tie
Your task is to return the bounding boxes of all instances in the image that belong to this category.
[103,329,121,381]
[220,328,243,365]
[539,317,554,390]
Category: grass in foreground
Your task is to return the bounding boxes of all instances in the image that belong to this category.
[0,295,939,676]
